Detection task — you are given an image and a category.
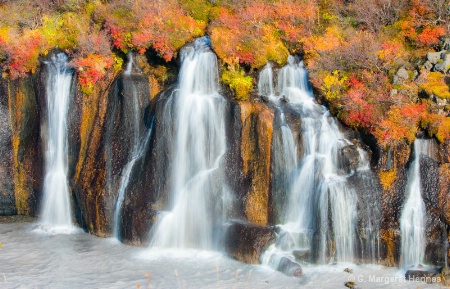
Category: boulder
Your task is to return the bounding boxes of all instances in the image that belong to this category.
[427,51,444,64]
[293,249,310,262]
[396,67,409,80]
[223,221,276,264]
[277,257,303,277]
[423,61,433,71]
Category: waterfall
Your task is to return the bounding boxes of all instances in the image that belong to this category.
[262,56,377,267]
[40,53,74,232]
[149,36,227,249]
[112,53,151,239]
[113,120,153,239]
[400,139,434,268]
[258,63,274,97]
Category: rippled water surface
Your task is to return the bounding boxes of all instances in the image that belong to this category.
[0,222,443,289]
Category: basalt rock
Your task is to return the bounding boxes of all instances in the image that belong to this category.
[114,73,153,245]
[276,257,303,277]
[0,81,16,215]
[4,76,43,216]
[224,100,274,225]
[376,143,411,266]
[71,72,114,235]
[223,221,276,264]
[239,101,274,226]
[420,155,447,267]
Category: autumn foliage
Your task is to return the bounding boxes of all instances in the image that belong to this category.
[0,0,448,144]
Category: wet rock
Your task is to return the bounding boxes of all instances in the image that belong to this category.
[238,101,274,225]
[293,249,310,262]
[280,96,289,103]
[0,86,15,216]
[275,231,295,250]
[405,268,441,282]
[71,68,116,236]
[260,95,269,102]
[337,144,360,174]
[438,164,450,226]
[5,76,43,216]
[223,221,276,264]
[277,257,303,277]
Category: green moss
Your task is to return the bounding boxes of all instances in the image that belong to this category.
[221,68,253,100]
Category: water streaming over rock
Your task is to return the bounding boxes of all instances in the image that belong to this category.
[40,53,74,232]
[400,139,435,268]
[261,56,380,268]
[112,53,153,239]
[113,121,154,239]
[149,37,227,249]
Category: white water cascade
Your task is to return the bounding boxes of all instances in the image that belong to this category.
[261,56,376,267]
[149,37,227,249]
[400,139,434,268]
[112,122,153,239]
[112,53,152,239]
[40,53,74,232]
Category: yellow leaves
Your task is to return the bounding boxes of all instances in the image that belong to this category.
[419,72,450,99]
[321,70,347,100]
[222,68,254,100]
[379,168,397,190]
[304,26,342,58]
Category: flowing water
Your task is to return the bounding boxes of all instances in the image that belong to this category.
[261,56,379,268]
[149,37,227,249]
[400,139,435,268]
[112,54,153,239]
[0,222,441,289]
[40,53,74,233]
[113,120,153,239]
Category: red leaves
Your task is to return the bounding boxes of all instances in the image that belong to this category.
[72,54,114,95]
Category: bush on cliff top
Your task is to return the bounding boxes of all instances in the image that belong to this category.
[0,0,448,144]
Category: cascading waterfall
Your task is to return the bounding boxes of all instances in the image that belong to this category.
[400,139,434,268]
[112,122,153,239]
[149,37,227,249]
[40,53,74,231]
[262,56,377,267]
[112,53,151,239]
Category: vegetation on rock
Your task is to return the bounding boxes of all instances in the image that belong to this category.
[0,0,449,145]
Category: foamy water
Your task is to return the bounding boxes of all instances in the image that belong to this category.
[0,222,443,289]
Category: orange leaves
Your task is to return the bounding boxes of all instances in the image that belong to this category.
[209,0,317,69]
[105,1,205,61]
[417,25,445,47]
[376,103,428,146]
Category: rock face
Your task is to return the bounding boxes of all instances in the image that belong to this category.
[376,143,411,266]
[4,76,43,216]
[238,101,274,225]
[0,80,15,215]
[0,47,449,270]
[71,70,151,238]
[223,221,276,264]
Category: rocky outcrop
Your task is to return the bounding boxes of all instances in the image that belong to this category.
[223,221,276,264]
[5,76,43,216]
[0,80,15,215]
[239,101,274,226]
[71,70,116,236]
[375,143,411,266]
